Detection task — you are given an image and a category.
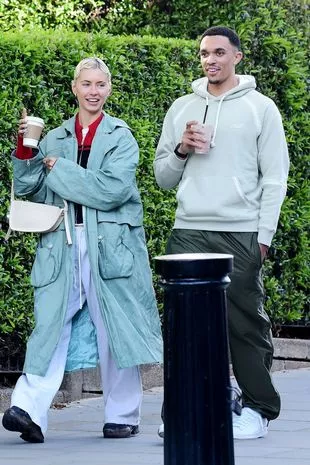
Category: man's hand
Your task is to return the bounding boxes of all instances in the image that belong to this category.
[43,157,58,171]
[178,120,202,154]
[259,243,269,261]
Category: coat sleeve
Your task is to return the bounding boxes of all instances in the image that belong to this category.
[153,105,188,189]
[45,130,139,211]
[257,101,290,246]
[12,149,48,203]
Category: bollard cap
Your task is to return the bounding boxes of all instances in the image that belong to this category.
[154,253,233,280]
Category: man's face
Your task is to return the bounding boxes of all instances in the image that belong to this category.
[199,35,242,86]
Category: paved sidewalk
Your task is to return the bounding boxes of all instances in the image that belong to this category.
[0,368,309,465]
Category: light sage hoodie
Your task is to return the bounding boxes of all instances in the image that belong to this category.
[154,75,289,246]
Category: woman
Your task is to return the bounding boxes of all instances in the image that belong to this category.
[2,57,162,442]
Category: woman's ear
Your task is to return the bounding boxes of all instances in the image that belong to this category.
[71,81,77,97]
[104,84,112,102]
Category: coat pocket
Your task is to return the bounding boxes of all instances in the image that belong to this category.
[98,223,134,279]
[30,238,63,287]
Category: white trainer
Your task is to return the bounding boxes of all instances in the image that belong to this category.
[233,407,268,440]
[158,423,164,438]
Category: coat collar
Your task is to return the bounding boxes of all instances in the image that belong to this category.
[56,112,130,139]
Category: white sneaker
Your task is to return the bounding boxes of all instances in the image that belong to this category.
[233,407,268,439]
[158,423,164,438]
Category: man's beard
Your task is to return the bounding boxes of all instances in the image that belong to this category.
[208,78,221,85]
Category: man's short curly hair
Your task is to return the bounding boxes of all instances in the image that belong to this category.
[200,26,241,50]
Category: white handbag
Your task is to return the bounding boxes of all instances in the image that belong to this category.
[5,182,72,244]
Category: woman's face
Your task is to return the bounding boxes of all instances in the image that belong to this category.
[72,68,111,116]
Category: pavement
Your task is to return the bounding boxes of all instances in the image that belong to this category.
[0,368,309,465]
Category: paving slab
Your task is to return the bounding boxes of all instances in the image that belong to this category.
[0,368,309,465]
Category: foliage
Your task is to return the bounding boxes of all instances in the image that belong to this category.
[0,0,99,31]
[0,0,308,42]
[0,4,309,342]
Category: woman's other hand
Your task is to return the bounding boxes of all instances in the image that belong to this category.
[43,157,58,171]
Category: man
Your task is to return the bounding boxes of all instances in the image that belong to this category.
[154,26,289,440]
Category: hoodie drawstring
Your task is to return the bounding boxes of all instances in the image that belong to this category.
[202,95,209,124]
[210,94,226,148]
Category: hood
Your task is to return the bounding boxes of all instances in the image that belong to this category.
[191,75,256,148]
[191,75,256,100]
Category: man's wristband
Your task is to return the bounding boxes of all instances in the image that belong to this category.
[174,143,188,160]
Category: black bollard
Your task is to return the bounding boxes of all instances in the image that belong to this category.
[155,253,234,465]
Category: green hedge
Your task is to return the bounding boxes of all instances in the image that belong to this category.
[0,30,309,343]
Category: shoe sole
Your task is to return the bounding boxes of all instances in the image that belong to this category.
[19,431,44,443]
[104,431,131,438]
[2,410,44,443]
[234,430,268,440]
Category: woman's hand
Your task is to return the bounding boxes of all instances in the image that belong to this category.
[18,107,28,136]
[43,157,58,171]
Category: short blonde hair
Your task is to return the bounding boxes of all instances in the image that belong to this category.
[73,57,111,83]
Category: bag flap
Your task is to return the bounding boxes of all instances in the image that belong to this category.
[9,200,64,233]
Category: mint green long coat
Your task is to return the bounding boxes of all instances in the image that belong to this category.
[12,114,163,376]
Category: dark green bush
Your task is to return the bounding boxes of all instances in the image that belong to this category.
[0,1,308,41]
[0,0,98,31]
[0,26,308,344]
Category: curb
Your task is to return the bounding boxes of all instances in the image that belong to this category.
[272,337,310,371]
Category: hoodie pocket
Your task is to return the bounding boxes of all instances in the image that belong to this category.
[98,223,134,279]
[176,176,252,218]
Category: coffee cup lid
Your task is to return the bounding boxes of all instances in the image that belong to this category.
[26,116,44,125]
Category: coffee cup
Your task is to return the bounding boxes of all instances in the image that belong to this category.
[191,123,213,155]
[23,116,44,148]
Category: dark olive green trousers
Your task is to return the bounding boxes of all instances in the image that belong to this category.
[165,229,281,420]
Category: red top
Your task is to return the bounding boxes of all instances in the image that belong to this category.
[75,112,103,146]
[16,135,33,159]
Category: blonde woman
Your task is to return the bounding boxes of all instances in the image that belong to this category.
[3,57,162,442]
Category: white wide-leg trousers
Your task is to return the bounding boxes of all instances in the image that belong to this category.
[11,227,142,433]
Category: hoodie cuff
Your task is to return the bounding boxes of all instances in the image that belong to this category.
[258,228,274,247]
